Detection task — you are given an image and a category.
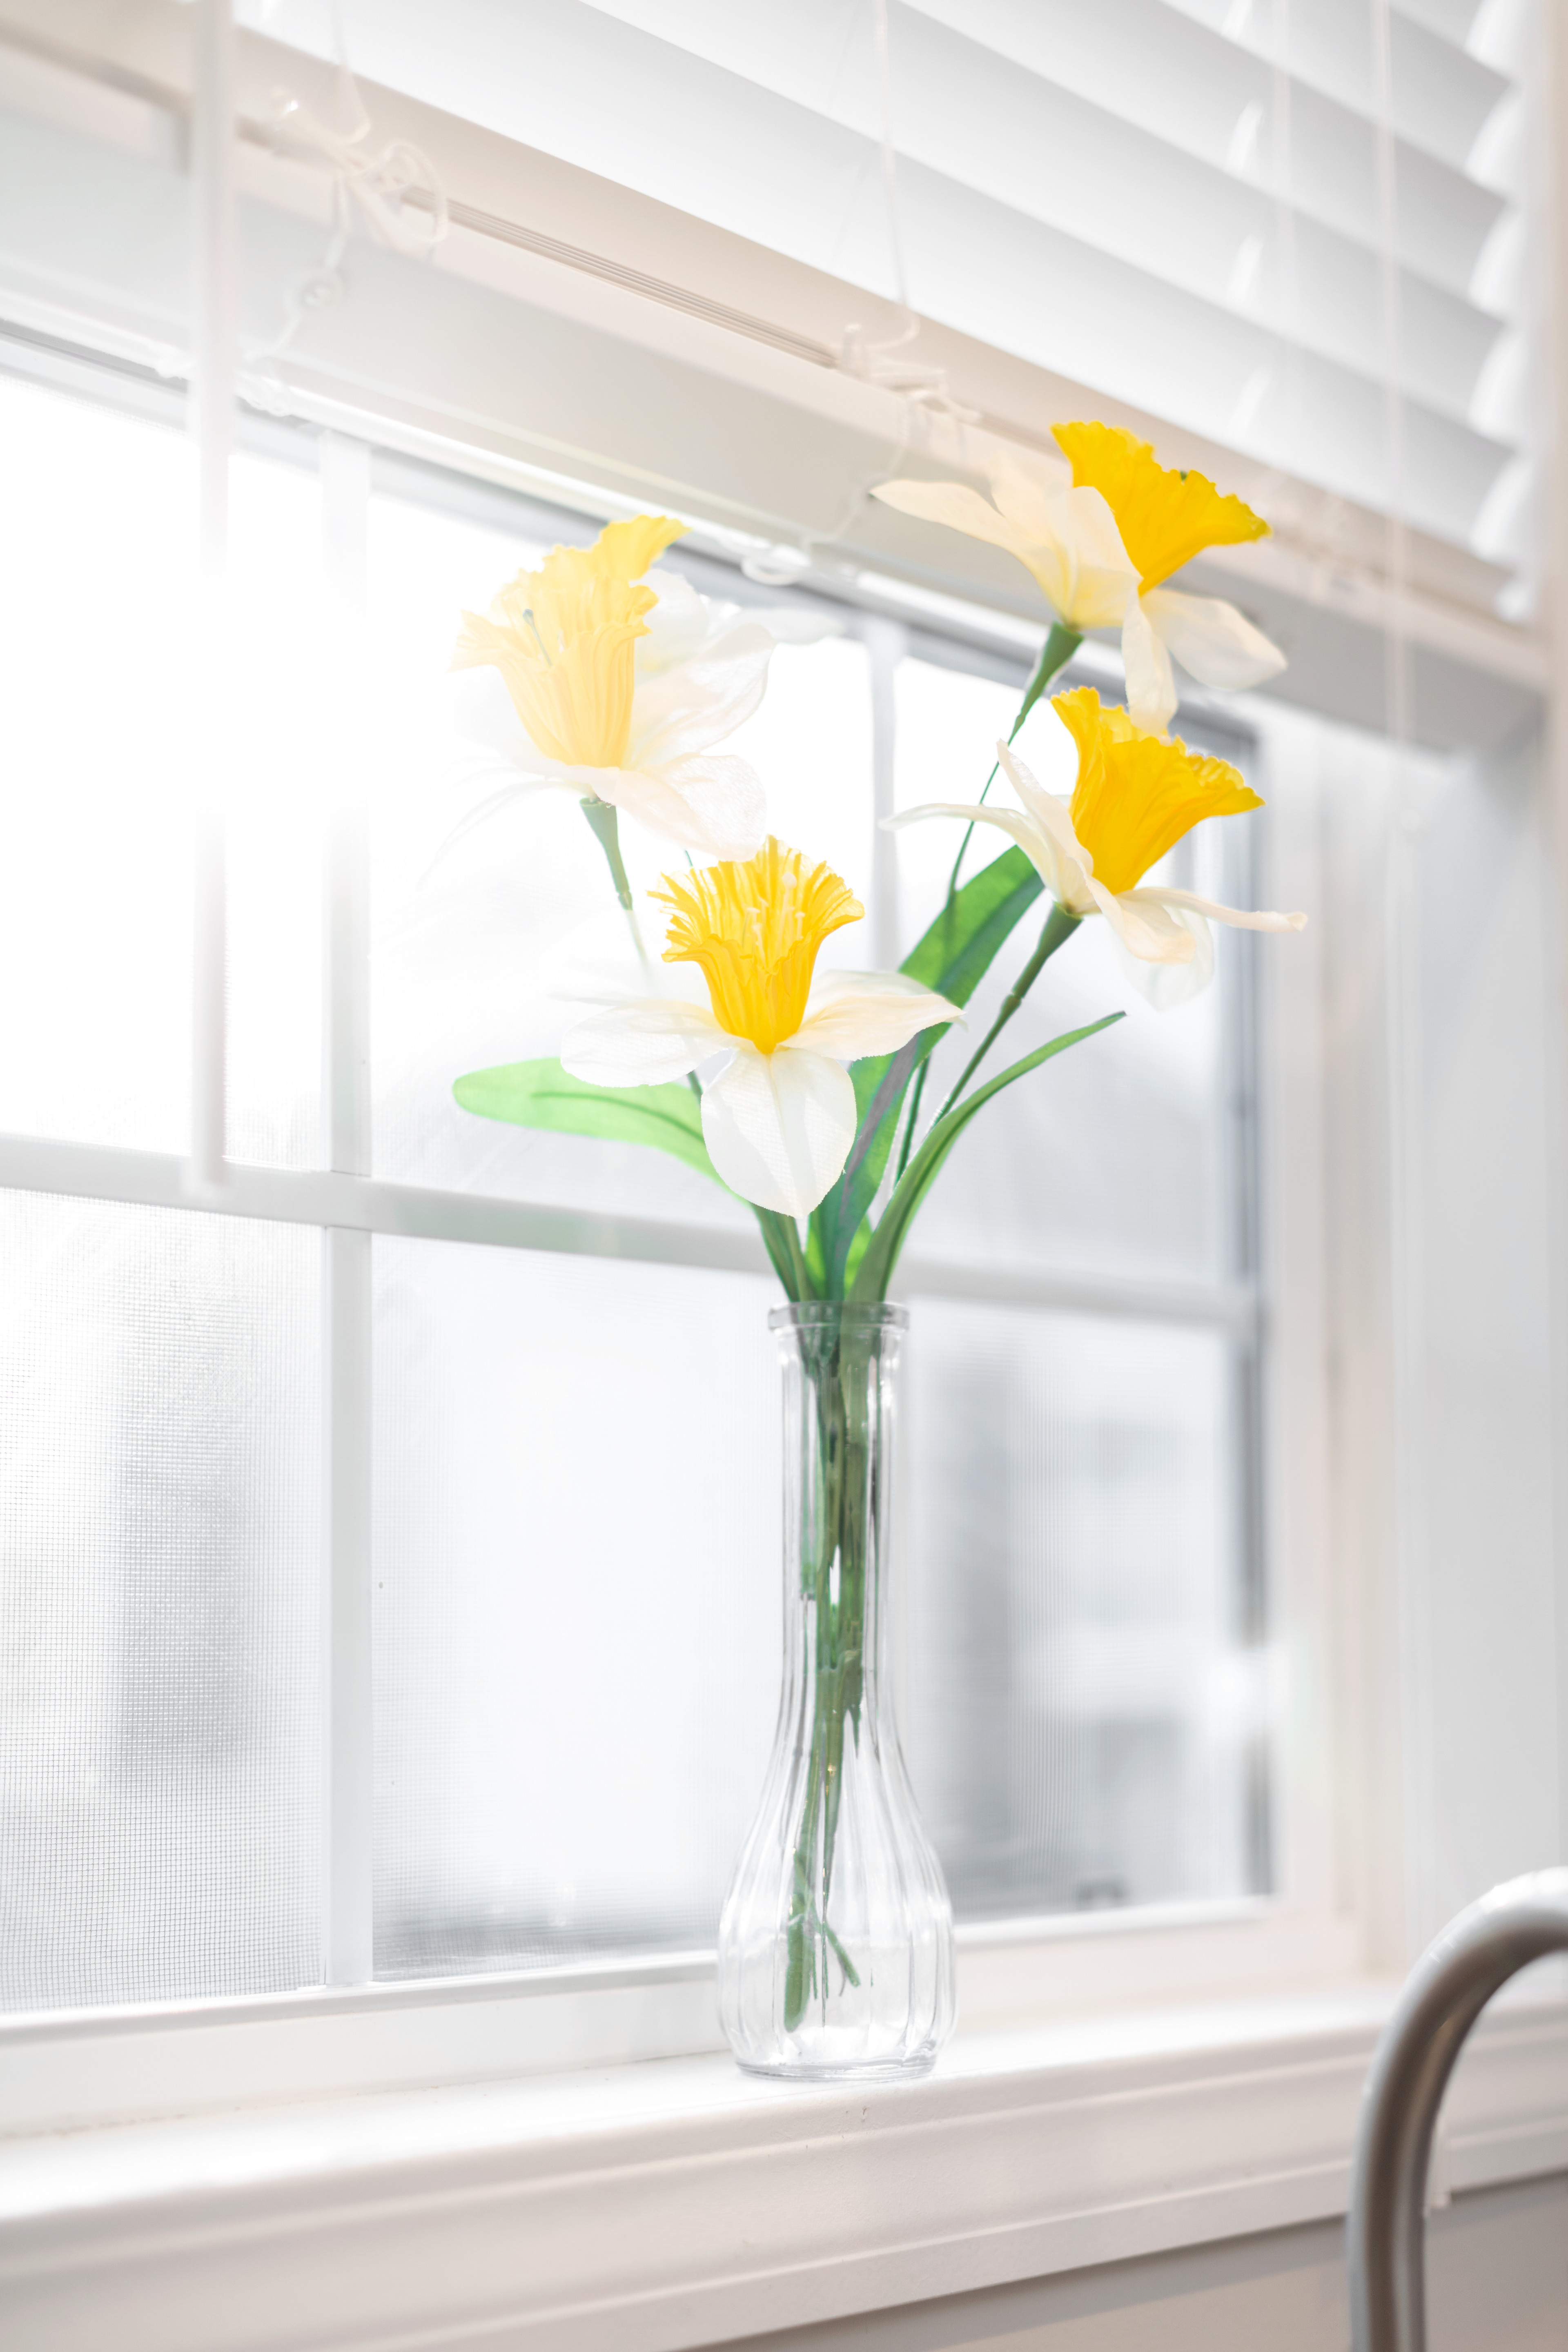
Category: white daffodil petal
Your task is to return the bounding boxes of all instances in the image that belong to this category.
[700,1044,857,1217]
[1111,904,1215,1010]
[994,744,1098,908]
[994,744,1079,857]
[793,971,962,1059]
[1122,594,1179,733]
[637,571,717,674]
[745,604,840,646]
[1142,587,1287,690]
[586,755,765,858]
[655,753,767,858]
[559,997,726,1087]
[628,622,775,767]
[446,665,539,766]
[1043,488,1140,630]
[871,479,1041,570]
[985,445,1074,539]
[886,799,1061,893]
[1094,886,1198,966]
[1127,884,1307,935]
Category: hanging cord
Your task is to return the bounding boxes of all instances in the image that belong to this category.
[744,0,976,584]
[836,0,976,423]
[240,9,448,408]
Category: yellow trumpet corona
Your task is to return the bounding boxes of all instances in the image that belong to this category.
[656,838,864,1055]
[1053,421,1269,590]
[453,513,687,768]
[1054,686,1262,898]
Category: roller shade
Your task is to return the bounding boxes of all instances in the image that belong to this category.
[238,0,1538,598]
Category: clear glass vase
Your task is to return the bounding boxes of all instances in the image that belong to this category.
[718,1301,956,2079]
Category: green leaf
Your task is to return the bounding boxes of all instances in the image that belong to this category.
[902,844,1045,1003]
[454,1059,721,1184]
[457,1059,819,1300]
[849,1011,1125,1303]
[808,846,1046,1291]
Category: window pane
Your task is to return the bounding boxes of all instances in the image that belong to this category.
[0,1196,323,2011]
[893,656,1249,1285]
[0,377,194,1153]
[0,370,329,1170]
[372,1237,779,1973]
[904,1301,1264,1918]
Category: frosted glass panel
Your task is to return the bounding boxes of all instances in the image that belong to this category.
[372,1238,779,1973]
[893,657,1247,1283]
[904,1302,1262,1919]
[0,1196,323,2010]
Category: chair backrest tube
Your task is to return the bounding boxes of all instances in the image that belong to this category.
[1347,1868,1568,2352]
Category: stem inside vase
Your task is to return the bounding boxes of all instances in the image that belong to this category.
[718,1297,953,2078]
[785,1322,876,2030]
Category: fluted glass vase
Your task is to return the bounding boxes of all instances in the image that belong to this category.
[718,1301,955,2079]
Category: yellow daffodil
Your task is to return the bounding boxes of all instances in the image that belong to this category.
[558,839,960,1214]
[1054,423,1286,731]
[449,514,810,859]
[871,427,1285,734]
[889,688,1305,1009]
[871,443,1138,632]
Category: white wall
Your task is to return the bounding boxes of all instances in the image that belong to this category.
[1317,715,1566,1969]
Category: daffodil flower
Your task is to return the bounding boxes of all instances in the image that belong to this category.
[558,839,961,1216]
[890,688,1305,1010]
[1054,423,1286,732]
[871,444,1138,632]
[449,514,786,859]
[871,426,1286,733]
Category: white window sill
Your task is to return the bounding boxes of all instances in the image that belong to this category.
[4,1981,1566,2352]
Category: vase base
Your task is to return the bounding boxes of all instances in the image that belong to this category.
[731,2053,941,2085]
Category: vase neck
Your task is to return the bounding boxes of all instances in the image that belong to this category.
[774,1309,904,1730]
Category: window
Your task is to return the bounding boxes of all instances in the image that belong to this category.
[0,353,1269,2007]
[7,15,1567,2347]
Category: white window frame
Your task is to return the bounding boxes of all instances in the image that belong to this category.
[0,323,1353,2110]
[0,0,1368,2097]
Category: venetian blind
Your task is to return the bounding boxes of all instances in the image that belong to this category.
[238,0,1539,608]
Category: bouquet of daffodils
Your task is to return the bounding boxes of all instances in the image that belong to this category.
[450,424,1304,1300]
[450,425,1305,2040]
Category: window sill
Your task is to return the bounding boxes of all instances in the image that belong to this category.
[4,1983,1566,2352]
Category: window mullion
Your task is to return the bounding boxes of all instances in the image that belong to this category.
[320,430,375,1986]
[186,0,235,1193]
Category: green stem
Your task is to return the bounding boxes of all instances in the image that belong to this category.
[889,625,1082,1190]
[945,622,1080,901]
[764,1212,814,1301]
[891,1054,931,1188]
[931,901,1081,1126]
[579,794,634,909]
[783,1327,871,2031]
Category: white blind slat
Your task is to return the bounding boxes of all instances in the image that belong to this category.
[237,0,1531,572]
[0,0,1539,611]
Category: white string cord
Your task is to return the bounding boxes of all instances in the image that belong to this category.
[241,45,448,408]
[837,0,976,423]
